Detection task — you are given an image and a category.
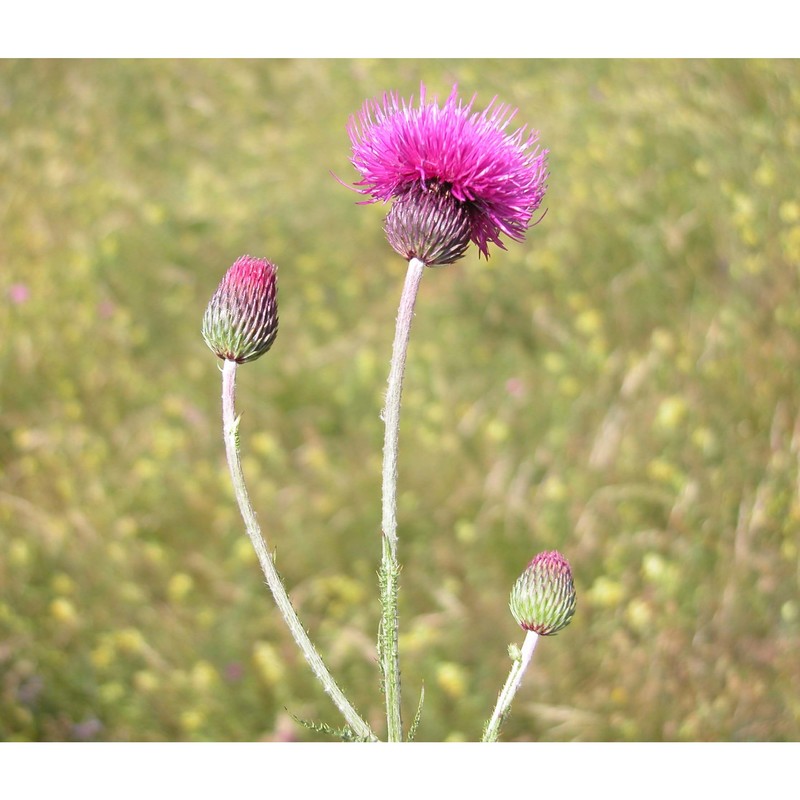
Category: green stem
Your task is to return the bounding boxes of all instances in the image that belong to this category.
[482,630,540,742]
[379,256,426,742]
[221,358,376,742]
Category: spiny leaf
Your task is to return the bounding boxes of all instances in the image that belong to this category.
[406,683,425,742]
[290,714,365,742]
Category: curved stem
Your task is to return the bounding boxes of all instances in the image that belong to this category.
[379,256,426,742]
[221,358,376,742]
[482,630,539,742]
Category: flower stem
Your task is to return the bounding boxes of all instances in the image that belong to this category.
[482,630,540,742]
[221,358,376,742]
[379,256,426,742]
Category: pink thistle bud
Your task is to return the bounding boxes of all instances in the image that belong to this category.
[202,255,278,364]
[509,550,576,635]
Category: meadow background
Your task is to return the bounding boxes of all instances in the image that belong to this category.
[1,59,799,742]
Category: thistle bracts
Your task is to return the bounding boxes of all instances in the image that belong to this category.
[384,185,472,267]
[202,255,278,364]
[509,550,576,635]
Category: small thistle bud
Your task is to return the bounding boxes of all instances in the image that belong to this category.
[384,185,471,267]
[509,550,576,635]
[202,255,278,364]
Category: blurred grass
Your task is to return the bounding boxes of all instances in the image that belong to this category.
[1,58,799,741]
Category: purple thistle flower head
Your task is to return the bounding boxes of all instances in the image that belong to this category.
[348,84,548,260]
[202,255,278,364]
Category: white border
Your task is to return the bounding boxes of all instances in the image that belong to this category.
[2,2,798,57]
[0,742,797,799]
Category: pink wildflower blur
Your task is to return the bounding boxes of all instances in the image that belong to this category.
[348,84,548,259]
[8,283,30,305]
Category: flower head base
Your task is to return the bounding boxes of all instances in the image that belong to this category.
[509,551,576,636]
[348,84,548,260]
[202,255,278,364]
[384,184,472,267]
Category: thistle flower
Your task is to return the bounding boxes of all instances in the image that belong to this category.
[348,84,548,261]
[202,255,278,364]
[509,550,576,635]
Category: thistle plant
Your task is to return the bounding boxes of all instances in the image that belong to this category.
[202,85,574,742]
[483,551,577,742]
[348,84,551,741]
[203,255,376,741]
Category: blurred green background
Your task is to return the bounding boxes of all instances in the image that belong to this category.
[2,59,799,742]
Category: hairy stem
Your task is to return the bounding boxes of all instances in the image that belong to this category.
[379,256,426,742]
[482,630,540,742]
[221,358,376,741]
